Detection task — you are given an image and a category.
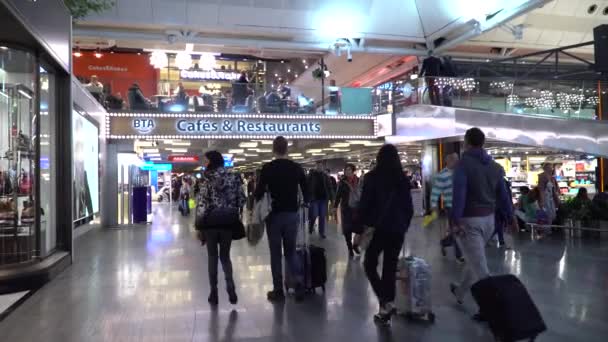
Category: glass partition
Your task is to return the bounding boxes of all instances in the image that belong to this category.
[388,76,602,120]
[0,47,37,265]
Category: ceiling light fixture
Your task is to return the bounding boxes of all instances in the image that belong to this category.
[199,52,217,71]
[94,48,103,59]
[18,90,32,99]
[150,51,168,69]
[175,51,192,70]
[239,142,258,148]
[142,148,159,153]
[167,148,188,153]
[228,149,244,154]
[170,141,191,146]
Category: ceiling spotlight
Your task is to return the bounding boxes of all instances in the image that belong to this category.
[73,50,82,57]
[175,51,193,70]
[94,49,103,58]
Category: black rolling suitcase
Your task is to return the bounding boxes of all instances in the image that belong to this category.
[471,275,546,342]
[286,206,327,293]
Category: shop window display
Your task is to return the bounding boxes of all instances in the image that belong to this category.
[0,48,39,265]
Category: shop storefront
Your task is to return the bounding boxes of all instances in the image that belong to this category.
[73,51,266,112]
[102,112,379,226]
[0,0,73,290]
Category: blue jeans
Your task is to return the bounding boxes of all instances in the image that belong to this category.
[266,212,300,291]
[309,200,328,236]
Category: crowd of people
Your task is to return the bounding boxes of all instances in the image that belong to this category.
[190,127,529,328]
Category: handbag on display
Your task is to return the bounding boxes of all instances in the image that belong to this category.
[0,200,16,229]
[21,201,35,225]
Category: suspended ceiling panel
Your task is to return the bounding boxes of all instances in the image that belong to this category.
[77,0,544,54]
[472,0,606,52]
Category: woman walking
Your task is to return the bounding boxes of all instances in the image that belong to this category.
[197,151,246,305]
[359,144,413,327]
[538,163,560,237]
[334,163,361,258]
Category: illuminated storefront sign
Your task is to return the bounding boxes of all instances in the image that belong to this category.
[168,155,199,163]
[180,69,240,81]
[107,113,378,140]
[140,162,172,171]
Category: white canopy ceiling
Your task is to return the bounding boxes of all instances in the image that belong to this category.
[75,0,553,56]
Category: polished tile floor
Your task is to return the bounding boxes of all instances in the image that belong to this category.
[1,203,607,341]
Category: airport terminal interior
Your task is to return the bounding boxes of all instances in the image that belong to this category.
[1,0,608,341]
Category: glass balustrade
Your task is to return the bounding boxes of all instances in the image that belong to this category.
[382,76,604,120]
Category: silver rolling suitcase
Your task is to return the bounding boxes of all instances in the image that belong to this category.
[395,254,435,323]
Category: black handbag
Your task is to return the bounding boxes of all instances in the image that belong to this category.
[232,221,246,240]
[203,207,240,227]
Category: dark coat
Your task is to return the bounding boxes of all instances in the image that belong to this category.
[359,169,413,234]
[335,176,361,234]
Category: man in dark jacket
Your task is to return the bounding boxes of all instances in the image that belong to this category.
[307,163,332,238]
[449,127,512,320]
[254,137,309,302]
[418,53,442,105]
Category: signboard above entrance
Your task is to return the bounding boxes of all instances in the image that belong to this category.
[180,69,240,81]
[106,113,378,140]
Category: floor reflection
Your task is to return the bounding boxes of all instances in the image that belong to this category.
[0,203,607,342]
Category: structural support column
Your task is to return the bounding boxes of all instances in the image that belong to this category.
[598,80,607,193]
[421,143,439,214]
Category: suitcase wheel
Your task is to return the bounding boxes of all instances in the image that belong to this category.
[321,285,326,292]
[427,312,436,324]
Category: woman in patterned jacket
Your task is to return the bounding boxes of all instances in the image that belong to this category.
[197,150,246,306]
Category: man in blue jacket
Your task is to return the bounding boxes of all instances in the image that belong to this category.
[449,127,512,320]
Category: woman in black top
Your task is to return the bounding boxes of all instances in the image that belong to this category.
[359,144,413,327]
[334,163,361,258]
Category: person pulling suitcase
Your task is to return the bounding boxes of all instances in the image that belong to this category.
[254,136,310,302]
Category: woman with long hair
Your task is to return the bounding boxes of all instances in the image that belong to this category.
[197,150,245,305]
[359,144,414,327]
[334,163,361,258]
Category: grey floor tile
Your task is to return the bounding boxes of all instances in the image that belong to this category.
[0,203,607,341]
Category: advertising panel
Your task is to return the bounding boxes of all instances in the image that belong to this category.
[73,111,100,222]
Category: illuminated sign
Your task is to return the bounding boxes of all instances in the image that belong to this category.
[107,113,378,140]
[180,69,240,81]
[132,119,155,133]
[168,155,200,163]
[223,155,234,168]
[140,163,173,171]
[175,119,321,134]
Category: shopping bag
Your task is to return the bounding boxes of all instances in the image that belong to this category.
[188,198,196,210]
[253,192,271,225]
[422,211,438,228]
[246,223,265,246]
